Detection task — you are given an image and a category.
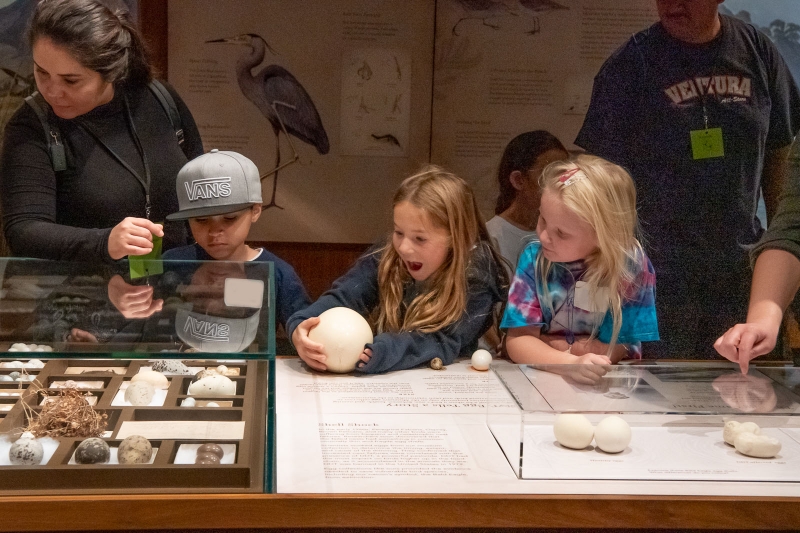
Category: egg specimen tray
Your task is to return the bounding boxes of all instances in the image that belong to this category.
[0,358,268,495]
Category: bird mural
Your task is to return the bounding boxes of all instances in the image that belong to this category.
[518,0,569,35]
[451,0,517,36]
[0,0,36,95]
[206,34,330,210]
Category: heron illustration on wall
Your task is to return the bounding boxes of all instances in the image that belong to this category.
[206,34,330,209]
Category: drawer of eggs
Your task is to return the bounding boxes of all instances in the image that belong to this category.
[0,358,268,494]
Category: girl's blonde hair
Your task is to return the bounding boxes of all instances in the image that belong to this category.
[376,165,495,333]
[537,154,644,353]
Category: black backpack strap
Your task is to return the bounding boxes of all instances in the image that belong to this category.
[148,79,185,148]
[24,92,67,171]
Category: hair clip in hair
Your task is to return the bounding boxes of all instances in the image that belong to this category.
[558,168,587,187]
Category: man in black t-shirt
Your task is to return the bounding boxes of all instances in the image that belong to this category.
[576,0,800,358]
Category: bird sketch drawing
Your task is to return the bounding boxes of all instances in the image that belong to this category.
[451,0,517,36]
[450,0,568,36]
[206,33,330,210]
[518,0,569,35]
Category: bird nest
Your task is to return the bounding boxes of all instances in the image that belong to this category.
[23,386,107,439]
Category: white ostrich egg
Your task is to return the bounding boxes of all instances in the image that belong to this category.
[308,307,373,373]
[553,413,594,450]
[594,415,632,453]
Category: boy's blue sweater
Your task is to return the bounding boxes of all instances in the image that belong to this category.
[164,243,310,330]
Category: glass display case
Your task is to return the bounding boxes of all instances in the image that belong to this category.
[0,258,275,495]
[489,362,800,482]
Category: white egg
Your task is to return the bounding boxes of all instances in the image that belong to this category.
[553,413,594,450]
[307,307,373,373]
[206,402,220,407]
[187,374,236,396]
[131,370,169,390]
[594,416,631,453]
[734,432,781,458]
[124,380,155,406]
[471,349,492,371]
[723,420,760,446]
[181,397,196,407]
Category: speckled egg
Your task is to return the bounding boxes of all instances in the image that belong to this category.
[187,374,236,396]
[75,437,110,464]
[117,435,153,464]
[198,443,224,459]
[193,369,217,382]
[9,433,44,465]
[124,380,155,406]
[150,359,191,374]
[195,452,221,464]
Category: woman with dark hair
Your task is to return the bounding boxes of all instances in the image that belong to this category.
[0,0,204,262]
[486,130,568,275]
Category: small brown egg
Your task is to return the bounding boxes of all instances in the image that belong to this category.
[195,452,221,464]
[430,357,443,370]
[197,443,225,459]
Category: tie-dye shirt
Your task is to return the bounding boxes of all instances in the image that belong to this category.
[500,242,659,357]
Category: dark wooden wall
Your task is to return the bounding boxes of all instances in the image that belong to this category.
[138,2,370,300]
[251,241,370,300]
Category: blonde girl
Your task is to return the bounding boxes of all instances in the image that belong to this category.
[502,154,659,366]
[288,165,507,374]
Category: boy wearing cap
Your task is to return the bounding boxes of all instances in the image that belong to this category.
[164,149,310,331]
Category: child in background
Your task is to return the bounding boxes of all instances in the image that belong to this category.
[164,150,310,331]
[502,155,658,366]
[487,130,569,276]
[288,165,507,374]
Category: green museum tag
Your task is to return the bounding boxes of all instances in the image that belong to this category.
[129,233,163,279]
[690,128,724,160]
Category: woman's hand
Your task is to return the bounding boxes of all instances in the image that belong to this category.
[291,317,327,372]
[108,218,163,260]
[714,322,778,374]
[107,274,162,319]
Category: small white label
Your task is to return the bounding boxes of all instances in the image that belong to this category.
[224,278,264,308]
[573,281,609,313]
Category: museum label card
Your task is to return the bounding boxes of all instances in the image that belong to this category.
[117,421,245,440]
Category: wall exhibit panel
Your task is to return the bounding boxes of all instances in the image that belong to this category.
[168,0,434,243]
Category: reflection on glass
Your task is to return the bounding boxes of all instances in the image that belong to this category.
[500,363,798,415]
[0,259,273,358]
